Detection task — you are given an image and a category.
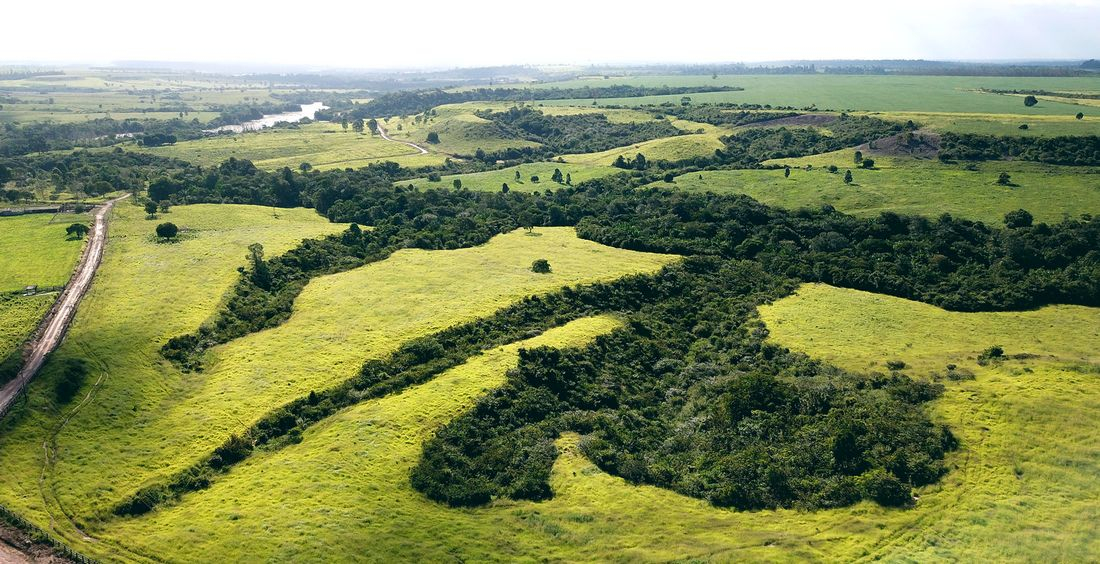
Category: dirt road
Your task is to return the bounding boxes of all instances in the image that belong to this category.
[0,194,128,419]
[376,124,429,154]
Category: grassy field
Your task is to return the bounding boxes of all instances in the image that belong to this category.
[865,111,1100,137]
[0,206,674,560]
[400,161,620,192]
[0,214,88,292]
[656,154,1100,224]
[95,284,1100,561]
[0,203,346,553]
[561,132,725,166]
[134,122,447,170]
[377,104,541,156]
[0,293,54,382]
[521,75,1100,115]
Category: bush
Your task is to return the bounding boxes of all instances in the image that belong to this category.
[531,259,551,274]
[155,222,178,240]
[978,345,1005,366]
[886,360,906,371]
[426,172,442,182]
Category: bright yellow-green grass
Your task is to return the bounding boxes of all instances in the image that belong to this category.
[0,214,87,292]
[0,293,53,363]
[379,104,540,156]
[761,283,1100,374]
[0,209,674,559]
[561,132,725,166]
[0,203,345,552]
[134,122,446,170]
[658,153,1100,224]
[434,101,661,124]
[864,111,1100,137]
[106,315,625,561]
[400,161,620,192]
[97,285,1100,562]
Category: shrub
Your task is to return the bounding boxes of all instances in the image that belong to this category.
[977,345,1005,366]
[426,172,442,182]
[155,222,178,240]
[531,259,551,274]
[886,360,906,371]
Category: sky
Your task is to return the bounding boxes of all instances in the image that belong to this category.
[2,0,1099,70]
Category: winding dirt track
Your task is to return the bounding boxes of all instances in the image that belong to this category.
[0,194,128,419]
[376,123,429,154]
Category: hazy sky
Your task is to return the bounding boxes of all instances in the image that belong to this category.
[3,0,1099,69]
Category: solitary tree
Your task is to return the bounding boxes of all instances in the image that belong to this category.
[565,173,572,185]
[299,162,312,172]
[1023,95,1038,107]
[340,116,349,132]
[65,223,90,239]
[426,132,440,144]
[352,118,364,133]
[844,170,853,185]
[997,172,1012,186]
[144,201,158,217]
[551,168,564,183]
[784,166,791,178]
[854,150,863,164]
[1003,209,1033,229]
[531,259,551,274]
[633,153,647,170]
[156,222,179,240]
[453,178,462,190]
[1077,112,1085,120]
[501,183,510,193]
[514,169,522,182]
[861,158,875,169]
[367,118,379,135]
[530,175,540,183]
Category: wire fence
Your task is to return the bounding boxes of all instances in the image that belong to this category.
[0,503,98,563]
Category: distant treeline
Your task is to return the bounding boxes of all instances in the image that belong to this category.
[939,133,1100,166]
[0,69,63,81]
[350,85,744,118]
[978,88,1100,100]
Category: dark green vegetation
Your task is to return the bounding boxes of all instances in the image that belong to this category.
[938,132,1100,165]
[413,260,953,509]
[472,106,681,157]
[352,85,743,118]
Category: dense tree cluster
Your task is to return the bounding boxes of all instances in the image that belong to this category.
[413,259,955,509]
[938,133,1100,166]
[472,106,681,155]
[654,105,800,127]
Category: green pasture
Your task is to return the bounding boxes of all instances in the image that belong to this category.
[133,122,447,170]
[0,213,87,292]
[656,154,1100,224]
[864,111,1100,137]
[522,75,1100,115]
[400,161,620,192]
[0,204,673,560]
[561,132,725,166]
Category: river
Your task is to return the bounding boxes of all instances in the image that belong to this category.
[204,102,327,134]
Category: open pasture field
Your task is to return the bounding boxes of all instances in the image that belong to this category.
[134,122,447,170]
[0,204,674,559]
[865,111,1100,137]
[84,284,1100,562]
[0,213,87,292]
[524,75,1100,115]
[0,293,54,382]
[400,161,620,192]
[561,131,725,165]
[658,154,1100,224]
[377,105,541,156]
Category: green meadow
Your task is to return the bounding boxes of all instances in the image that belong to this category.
[0,204,674,560]
[656,154,1100,224]
[134,122,447,170]
[400,161,620,192]
[0,293,54,382]
[524,74,1100,115]
[865,111,1100,137]
[561,132,725,166]
[79,284,1100,561]
[0,214,87,292]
